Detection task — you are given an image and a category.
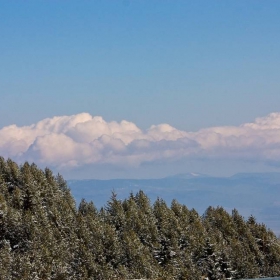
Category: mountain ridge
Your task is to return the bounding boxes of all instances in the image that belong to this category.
[68,172,280,235]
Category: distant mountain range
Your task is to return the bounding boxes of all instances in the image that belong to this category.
[165,172,210,179]
[67,172,280,235]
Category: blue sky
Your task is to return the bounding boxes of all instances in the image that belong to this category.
[1,1,280,178]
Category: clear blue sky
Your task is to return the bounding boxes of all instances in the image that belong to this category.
[1,1,280,178]
[1,0,280,130]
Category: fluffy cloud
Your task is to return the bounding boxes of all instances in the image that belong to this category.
[2,112,280,169]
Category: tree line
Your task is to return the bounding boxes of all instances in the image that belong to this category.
[0,157,280,279]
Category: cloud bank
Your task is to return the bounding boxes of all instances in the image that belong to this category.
[1,112,280,170]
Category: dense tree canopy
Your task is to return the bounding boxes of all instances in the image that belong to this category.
[0,157,280,279]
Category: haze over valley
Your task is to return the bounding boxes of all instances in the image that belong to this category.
[68,171,280,236]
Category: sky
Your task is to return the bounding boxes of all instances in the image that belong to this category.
[1,1,280,179]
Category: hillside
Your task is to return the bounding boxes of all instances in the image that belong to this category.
[1,157,280,279]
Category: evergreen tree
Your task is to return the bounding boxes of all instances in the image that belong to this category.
[1,157,280,279]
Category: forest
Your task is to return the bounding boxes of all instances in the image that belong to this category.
[0,157,280,280]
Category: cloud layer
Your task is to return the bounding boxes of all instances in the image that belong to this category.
[1,112,280,169]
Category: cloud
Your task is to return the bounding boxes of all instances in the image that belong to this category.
[1,112,280,170]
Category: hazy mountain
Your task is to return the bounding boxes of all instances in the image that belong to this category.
[164,172,210,179]
[67,172,280,235]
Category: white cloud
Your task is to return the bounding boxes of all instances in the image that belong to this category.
[2,112,280,169]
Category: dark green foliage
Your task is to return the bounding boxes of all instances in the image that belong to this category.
[0,157,280,279]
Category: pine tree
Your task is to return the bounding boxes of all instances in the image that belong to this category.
[1,157,280,279]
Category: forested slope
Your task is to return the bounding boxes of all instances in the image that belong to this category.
[0,157,280,279]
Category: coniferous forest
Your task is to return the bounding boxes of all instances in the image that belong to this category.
[1,157,280,279]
